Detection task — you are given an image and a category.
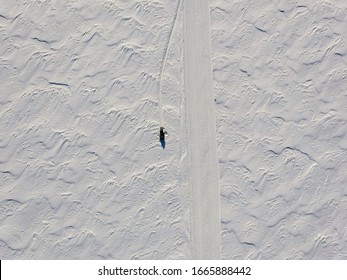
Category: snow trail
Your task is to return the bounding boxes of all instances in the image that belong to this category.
[183,0,221,259]
[159,0,183,126]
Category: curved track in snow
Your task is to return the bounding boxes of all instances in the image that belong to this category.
[159,0,183,125]
[183,0,221,259]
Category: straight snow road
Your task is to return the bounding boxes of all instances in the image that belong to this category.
[183,0,221,259]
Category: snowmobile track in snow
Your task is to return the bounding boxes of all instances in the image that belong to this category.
[159,0,183,125]
[183,0,221,259]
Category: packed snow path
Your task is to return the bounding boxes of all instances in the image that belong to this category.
[184,0,221,259]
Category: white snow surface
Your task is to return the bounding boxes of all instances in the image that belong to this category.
[184,0,221,259]
[0,0,346,259]
[212,0,347,259]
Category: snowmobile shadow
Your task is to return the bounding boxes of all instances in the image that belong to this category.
[160,138,166,149]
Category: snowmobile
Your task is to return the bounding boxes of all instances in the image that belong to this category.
[159,127,167,141]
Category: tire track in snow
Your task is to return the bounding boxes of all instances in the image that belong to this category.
[183,0,221,259]
[158,0,183,126]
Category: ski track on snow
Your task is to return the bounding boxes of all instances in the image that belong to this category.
[184,0,221,259]
[159,0,183,126]
[1,0,346,260]
[0,0,189,260]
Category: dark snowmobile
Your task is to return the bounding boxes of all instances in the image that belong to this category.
[159,127,167,141]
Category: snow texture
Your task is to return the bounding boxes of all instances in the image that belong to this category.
[0,0,346,259]
[184,0,221,259]
[212,0,347,259]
